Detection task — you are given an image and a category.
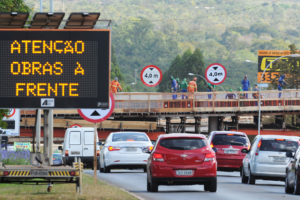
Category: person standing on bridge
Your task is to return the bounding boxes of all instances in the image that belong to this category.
[180,78,188,99]
[207,83,215,99]
[241,75,250,98]
[278,74,287,98]
[111,77,122,94]
[188,77,197,98]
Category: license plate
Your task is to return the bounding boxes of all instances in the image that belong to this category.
[176,170,194,176]
[31,169,48,176]
[71,151,80,155]
[272,157,286,163]
[224,149,239,154]
[126,147,137,152]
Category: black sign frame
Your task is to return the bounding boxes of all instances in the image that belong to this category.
[0,29,110,108]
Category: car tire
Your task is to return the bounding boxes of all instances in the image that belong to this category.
[294,172,300,195]
[241,167,248,184]
[205,178,217,192]
[285,174,294,194]
[147,174,158,192]
[143,167,147,173]
[248,168,256,185]
[103,161,110,173]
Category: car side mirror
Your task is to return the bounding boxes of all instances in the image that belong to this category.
[241,149,249,153]
[286,151,294,158]
[212,147,217,152]
[58,146,63,151]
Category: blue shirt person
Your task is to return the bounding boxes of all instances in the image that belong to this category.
[241,75,250,98]
[278,74,286,98]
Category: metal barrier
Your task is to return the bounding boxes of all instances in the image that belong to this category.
[113,89,300,114]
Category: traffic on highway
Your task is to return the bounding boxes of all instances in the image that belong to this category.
[83,130,300,199]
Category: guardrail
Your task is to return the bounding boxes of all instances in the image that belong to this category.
[113,89,300,114]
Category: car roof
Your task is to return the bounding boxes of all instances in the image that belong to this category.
[110,131,147,134]
[210,131,247,136]
[158,133,207,139]
[258,135,300,141]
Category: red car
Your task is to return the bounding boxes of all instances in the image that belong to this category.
[208,131,250,172]
[146,133,217,192]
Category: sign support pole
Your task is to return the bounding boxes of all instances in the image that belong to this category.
[35,109,41,153]
[43,109,53,165]
[94,123,98,184]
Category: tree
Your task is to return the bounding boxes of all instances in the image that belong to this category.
[159,48,206,92]
[0,0,31,12]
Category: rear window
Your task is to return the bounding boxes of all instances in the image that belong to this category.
[112,132,149,142]
[159,138,206,150]
[212,134,248,146]
[260,140,299,152]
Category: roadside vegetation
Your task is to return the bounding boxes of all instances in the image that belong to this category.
[0,174,138,200]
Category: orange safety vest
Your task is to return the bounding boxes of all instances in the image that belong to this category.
[111,80,122,93]
[188,81,197,92]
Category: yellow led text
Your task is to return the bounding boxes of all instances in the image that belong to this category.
[16,83,79,97]
[11,61,63,75]
[10,40,85,54]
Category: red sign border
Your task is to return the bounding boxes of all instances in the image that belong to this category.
[77,93,115,123]
[205,63,227,85]
[140,65,162,87]
[4,108,16,118]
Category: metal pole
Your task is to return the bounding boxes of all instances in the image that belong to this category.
[50,0,53,12]
[258,54,300,135]
[94,124,97,184]
[35,109,41,152]
[40,0,43,12]
[48,109,53,165]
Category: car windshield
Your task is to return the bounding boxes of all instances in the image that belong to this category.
[212,134,248,146]
[260,140,299,152]
[159,138,206,150]
[112,132,149,142]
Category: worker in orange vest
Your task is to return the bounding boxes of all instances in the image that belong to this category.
[188,77,197,93]
[111,77,122,93]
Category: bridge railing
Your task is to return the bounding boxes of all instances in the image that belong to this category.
[113,89,300,113]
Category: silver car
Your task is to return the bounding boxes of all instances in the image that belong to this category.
[99,131,153,173]
[241,135,300,184]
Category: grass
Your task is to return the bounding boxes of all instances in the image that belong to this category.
[0,174,138,200]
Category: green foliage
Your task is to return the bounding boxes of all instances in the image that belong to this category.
[20,0,300,92]
[159,48,205,92]
[0,0,31,12]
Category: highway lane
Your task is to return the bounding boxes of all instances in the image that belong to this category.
[85,170,299,200]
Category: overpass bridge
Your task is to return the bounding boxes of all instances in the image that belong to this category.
[20,89,300,136]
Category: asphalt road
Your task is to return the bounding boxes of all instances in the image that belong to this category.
[85,170,299,200]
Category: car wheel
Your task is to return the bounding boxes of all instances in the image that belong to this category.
[204,178,217,192]
[143,167,147,173]
[285,173,294,194]
[294,172,300,195]
[241,167,248,184]
[248,168,256,185]
[147,174,158,192]
[103,160,110,173]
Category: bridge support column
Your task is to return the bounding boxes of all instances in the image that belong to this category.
[275,115,285,129]
[208,117,219,133]
[180,117,186,133]
[166,117,171,133]
[195,117,201,134]
[231,116,239,130]
[218,117,225,131]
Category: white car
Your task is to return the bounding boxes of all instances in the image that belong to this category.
[241,135,300,184]
[99,131,153,173]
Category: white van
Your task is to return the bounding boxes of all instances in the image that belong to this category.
[60,127,100,169]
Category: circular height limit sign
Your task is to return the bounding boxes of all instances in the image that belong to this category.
[205,63,227,85]
[140,65,162,87]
